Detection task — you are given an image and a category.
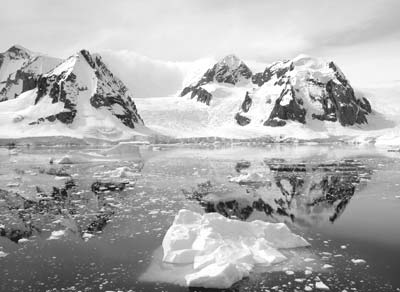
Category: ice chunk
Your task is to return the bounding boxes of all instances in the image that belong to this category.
[315,280,330,290]
[0,251,8,258]
[160,209,310,288]
[47,230,67,240]
[351,258,366,265]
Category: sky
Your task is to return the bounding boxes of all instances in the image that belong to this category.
[1,0,400,87]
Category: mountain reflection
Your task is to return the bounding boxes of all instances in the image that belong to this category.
[185,159,372,226]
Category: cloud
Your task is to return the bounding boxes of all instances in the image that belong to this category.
[100,50,215,97]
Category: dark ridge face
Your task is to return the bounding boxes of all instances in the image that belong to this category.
[80,49,96,69]
[180,55,252,105]
[264,84,306,127]
[241,91,252,113]
[88,53,144,128]
[312,79,371,126]
[0,70,38,101]
[310,61,371,126]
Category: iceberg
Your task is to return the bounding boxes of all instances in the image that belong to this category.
[158,209,310,288]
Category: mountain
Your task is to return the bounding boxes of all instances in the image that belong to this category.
[0,45,32,92]
[0,45,61,102]
[0,49,146,140]
[181,54,372,128]
[180,54,252,105]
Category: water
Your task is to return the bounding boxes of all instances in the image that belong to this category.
[0,144,399,291]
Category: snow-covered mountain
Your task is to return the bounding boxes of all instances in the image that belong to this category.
[180,54,372,128]
[1,45,399,145]
[0,48,147,140]
[0,45,61,101]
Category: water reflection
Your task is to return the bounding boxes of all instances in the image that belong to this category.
[185,159,372,226]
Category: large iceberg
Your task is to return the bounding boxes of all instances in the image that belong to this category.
[159,209,310,288]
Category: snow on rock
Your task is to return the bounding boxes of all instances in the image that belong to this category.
[161,209,310,288]
[0,45,61,102]
[180,54,252,105]
[179,53,371,130]
[0,45,33,92]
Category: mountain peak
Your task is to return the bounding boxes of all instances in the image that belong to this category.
[5,45,32,58]
[218,54,243,68]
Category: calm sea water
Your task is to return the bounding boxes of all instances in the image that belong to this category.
[0,144,399,292]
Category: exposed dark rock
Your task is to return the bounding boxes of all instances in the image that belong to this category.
[91,181,127,193]
[84,211,114,234]
[185,87,212,105]
[235,160,251,173]
[251,61,291,87]
[87,53,143,128]
[0,70,37,101]
[235,113,251,126]
[241,91,252,112]
[315,79,370,126]
[264,85,306,127]
[80,50,96,69]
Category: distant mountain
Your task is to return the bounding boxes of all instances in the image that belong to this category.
[181,54,372,127]
[0,45,61,102]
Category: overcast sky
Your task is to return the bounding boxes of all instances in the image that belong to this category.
[1,0,399,85]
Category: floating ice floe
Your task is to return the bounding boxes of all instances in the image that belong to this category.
[315,280,330,290]
[47,230,67,240]
[351,258,366,265]
[58,155,90,164]
[152,209,310,288]
[103,167,139,179]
